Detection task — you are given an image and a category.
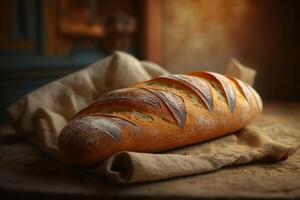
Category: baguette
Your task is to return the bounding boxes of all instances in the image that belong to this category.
[58,71,263,167]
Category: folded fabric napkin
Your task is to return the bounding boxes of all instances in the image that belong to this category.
[7,51,300,183]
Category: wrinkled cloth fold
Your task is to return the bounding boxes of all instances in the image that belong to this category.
[93,116,299,183]
[7,51,168,160]
[6,51,300,183]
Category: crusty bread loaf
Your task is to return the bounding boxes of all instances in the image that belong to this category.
[58,71,263,167]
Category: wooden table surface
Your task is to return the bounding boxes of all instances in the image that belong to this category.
[1,102,300,199]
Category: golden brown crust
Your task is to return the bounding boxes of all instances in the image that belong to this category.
[58,71,262,167]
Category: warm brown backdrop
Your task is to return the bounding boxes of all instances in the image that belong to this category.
[160,0,300,100]
[0,0,299,123]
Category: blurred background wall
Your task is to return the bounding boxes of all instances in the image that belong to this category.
[161,0,300,101]
[0,0,300,123]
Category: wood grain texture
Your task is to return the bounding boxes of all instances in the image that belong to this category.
[140,0,162,64]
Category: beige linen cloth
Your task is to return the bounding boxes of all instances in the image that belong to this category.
[7,51,300,183]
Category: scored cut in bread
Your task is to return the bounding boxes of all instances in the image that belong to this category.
[58,71,263,167]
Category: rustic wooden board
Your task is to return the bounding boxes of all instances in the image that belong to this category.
[1,103,300,199]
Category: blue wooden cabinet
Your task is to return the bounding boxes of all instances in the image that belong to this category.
[0,0,140,123]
